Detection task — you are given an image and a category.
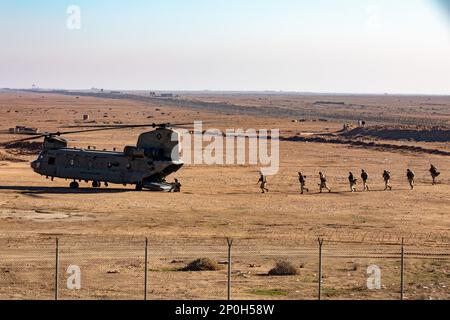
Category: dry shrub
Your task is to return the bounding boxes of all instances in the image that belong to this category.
[181,258,222,272]
[0,150,26,162]
[268,260,298,276]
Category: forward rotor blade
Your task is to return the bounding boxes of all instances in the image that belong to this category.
[0,134,47,146]
[0,121,208,146]
[0,126,147,146]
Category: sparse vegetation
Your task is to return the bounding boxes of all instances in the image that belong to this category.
[180,258,222,272]
[250,289,288,297]
[268,261,298,276]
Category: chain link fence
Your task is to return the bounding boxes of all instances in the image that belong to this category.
[0,236,448,300]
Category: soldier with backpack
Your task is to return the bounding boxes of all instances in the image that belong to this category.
[407,169,415,190]
[383,170,392,191]
[298,172,309,194]
[258,172,269,193]
[361,169,369,191]
[348,172,357,192]
[429,164,440,185]
[319,172,331,193]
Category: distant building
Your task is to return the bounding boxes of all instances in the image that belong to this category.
[9,126,39,135]
[160,93,174,98]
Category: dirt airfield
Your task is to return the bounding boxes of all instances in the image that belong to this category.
[0,91,448,300]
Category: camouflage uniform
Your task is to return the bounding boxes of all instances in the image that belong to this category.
[258,174,269,193]
[298,172,309,194]
[348,172,357,192]
[319,172,331,193]
[383,170,392,191]
[406,169,415,190]
[429,165,440,185]
[361,169,369,191]
[172,179,181,192]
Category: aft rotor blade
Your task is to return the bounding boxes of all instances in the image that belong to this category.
[56,127,129,134]
[62,122,197,129]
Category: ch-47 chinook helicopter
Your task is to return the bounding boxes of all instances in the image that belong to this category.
[1,123,187,191]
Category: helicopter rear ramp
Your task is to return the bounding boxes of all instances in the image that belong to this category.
[143,181,174,192]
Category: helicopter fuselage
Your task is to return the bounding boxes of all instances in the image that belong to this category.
[31,148,183,185]
[29,127,184,190]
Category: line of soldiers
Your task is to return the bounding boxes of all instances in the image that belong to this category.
[258,165,441,194]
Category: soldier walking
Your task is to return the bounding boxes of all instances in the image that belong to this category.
[383,170,392,191]
[319,172,331,193]
[361,169,369,191]
[406,169,415,190]
[258,173,269,193]
[348,172,357,192]
[298,172,309,194]
[429,164,440,185]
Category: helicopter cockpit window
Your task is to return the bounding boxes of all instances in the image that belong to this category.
[48,157,56,165]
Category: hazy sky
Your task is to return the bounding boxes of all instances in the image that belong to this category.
[1,0,449,94]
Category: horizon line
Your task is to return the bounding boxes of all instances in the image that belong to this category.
[2,87,450,97]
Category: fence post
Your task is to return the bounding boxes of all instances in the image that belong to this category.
[317,238,324,301]
[400,237,405,301]
[144,237,148,301]
[226,238,233,301]
[54,237,59,301]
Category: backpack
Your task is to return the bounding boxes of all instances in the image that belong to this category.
[361,172,368,181]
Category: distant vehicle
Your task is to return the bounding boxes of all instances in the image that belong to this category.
[1,123,188,191]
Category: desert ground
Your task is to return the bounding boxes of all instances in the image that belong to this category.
[0,91,448,300]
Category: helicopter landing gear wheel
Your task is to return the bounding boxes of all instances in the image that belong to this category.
[70,181,79,189]
[135,183,143,191]
[92,181,101,188]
